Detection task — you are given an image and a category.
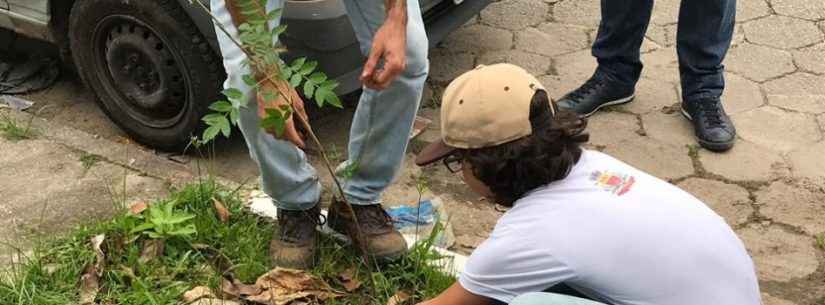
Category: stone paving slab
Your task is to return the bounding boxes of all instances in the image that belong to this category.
[676,178,753,226]
[737,225,819,282]
[756,181,825,235]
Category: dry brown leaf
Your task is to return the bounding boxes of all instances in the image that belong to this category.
[387,291,411,305]
[244,267,343,305]
[79,264,99,304]
[183,286,216,303]
[221,277,261,299]
[190,299,242,305]
[80,234,107,304]
[91,234,105,276]
[129,201,149,215]
[139,239,165,263]
[338,267,362,292]
[212,198,231,223]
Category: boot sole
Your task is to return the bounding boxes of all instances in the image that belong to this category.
[581,94,636,117]
[680,107,735,152]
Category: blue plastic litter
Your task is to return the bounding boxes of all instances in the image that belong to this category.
[387,200,434,229]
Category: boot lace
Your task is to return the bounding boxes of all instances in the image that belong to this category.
[567,74,607,102]
[697,101,725,128]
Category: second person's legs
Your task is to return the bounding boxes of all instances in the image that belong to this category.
[328,0,429,259]
[676,0,738,152]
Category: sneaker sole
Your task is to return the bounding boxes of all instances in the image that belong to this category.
[680,107,735,152]
[582,94,636,117]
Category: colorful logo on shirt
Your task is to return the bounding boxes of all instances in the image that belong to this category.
[590,170,636,196]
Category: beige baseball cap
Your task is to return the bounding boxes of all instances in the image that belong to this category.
[415,63,551,166]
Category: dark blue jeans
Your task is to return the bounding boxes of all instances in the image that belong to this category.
[592,0,736,102]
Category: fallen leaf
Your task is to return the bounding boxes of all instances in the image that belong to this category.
[244,267,343,305]
[191,299,242,305]
[91,234,105,276]
[338,267,362,292]
[79,264,99,304]
[387,291,411,305]
[139,239,165,263]
[79,234,107,304]
[184,286,215,303]
[221,277,261,299]
[212,197,231,223]
[129,201,149,215]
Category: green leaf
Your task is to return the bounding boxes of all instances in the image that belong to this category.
[130,222,155,234]
[203,125,220,142]
[303,79,316,99]
[209,100,233,113]
[320,79,340,91]
[219,116,231,137]
[272,24,287,37]
[222,88,243,100]
[280,65,293,80]
[169,225,197,237]
[202,113,224,124]
[308,72,327,83]
[315,87,342,108]
[229,108,240,124]
[289,74,302,87]
[146,232,162,239]
[165,214,195,225]
[298,61,318,76]
[290,58,306,71]
[260,108,287,136]
[267,9,282,21]
[242,75,257,87]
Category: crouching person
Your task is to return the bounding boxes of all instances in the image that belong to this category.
[414,64,762,305]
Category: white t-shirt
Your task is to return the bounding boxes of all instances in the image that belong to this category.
[459,150,761,305]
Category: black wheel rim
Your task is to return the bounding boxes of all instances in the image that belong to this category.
[92,15,190,129]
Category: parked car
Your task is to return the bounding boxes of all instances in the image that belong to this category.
[0,0,490,150]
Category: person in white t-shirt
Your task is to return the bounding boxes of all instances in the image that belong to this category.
[414,63,762,305]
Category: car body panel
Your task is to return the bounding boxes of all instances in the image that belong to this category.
[9,0,48,24]
[1,0,490,95]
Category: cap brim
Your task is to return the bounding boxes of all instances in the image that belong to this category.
[415,140,458,166]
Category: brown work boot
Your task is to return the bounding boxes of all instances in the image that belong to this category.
[327,199,407,262]
[270,205,323,269]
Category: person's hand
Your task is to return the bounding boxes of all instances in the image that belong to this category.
[360,18,407,90]
[257,81,309,148]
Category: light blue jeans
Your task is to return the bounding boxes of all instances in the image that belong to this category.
[510,293,608,305]
[211,0,429,210]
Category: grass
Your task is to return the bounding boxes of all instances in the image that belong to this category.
[80,153,100,170]
[0,180,455,305]
[816,233,825,251]
[0,111,36,141]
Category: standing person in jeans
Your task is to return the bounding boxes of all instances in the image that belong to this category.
[557,0,737,152]
[211,0,429,269]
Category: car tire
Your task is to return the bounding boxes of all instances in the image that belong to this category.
[68,0,224,151]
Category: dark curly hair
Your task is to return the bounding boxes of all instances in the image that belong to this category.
[463,90,589,206]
